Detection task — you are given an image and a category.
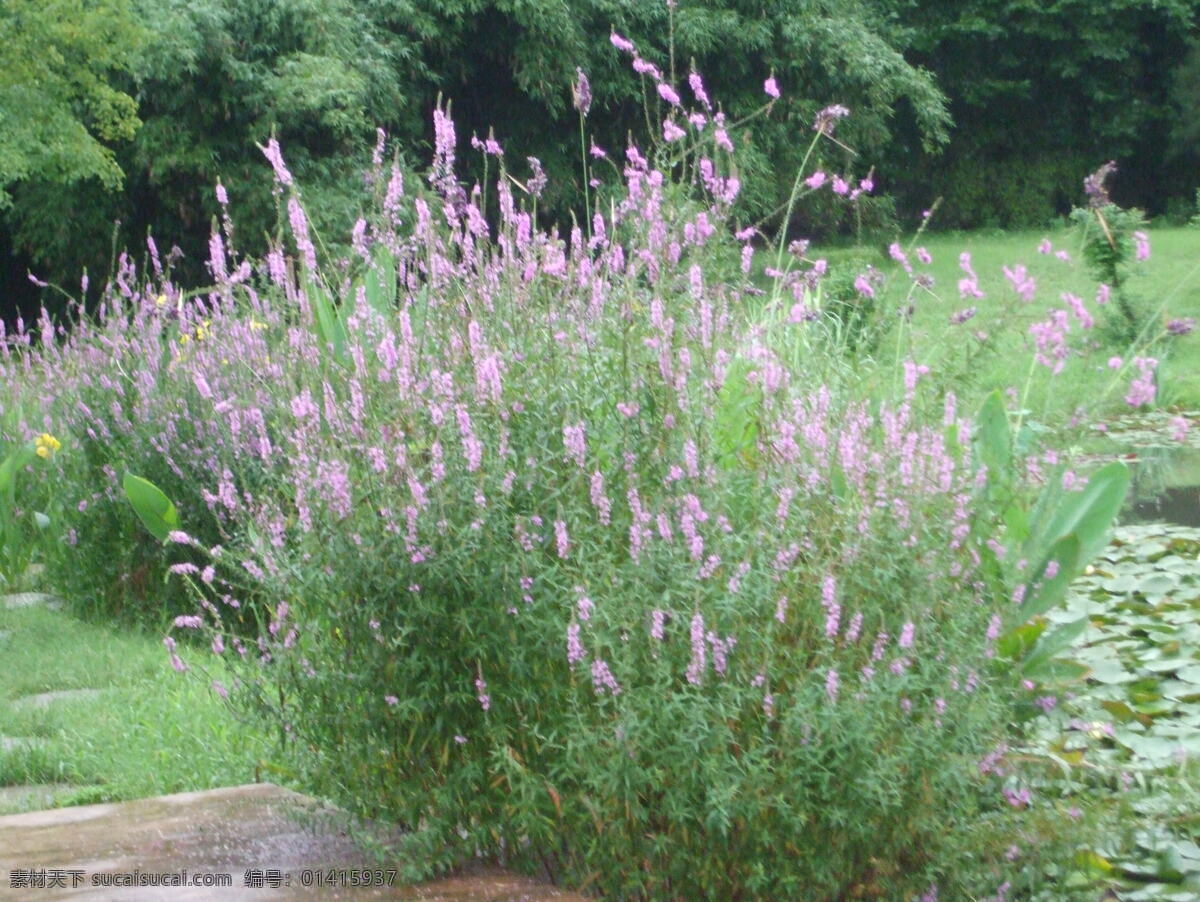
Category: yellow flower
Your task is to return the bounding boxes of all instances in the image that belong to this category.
[179,334,191,345]
[249,319,267,332]
[35,433,61,458]
[155,294,167,308]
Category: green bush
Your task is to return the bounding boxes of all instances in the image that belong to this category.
[5,58,1142,900]
[1069,163,1153,347]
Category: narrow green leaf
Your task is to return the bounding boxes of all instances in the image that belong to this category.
[1034,461,1130,566]
[974,390,1011,483]
[0,444,35,499]
[364,245,397,317]
[122,472,180,542]
[1001,499,1029,546]
[310,283,348,363]
[713,361,759,470]
[829,462,848,504]
[0,445,36,560]
[1019,533,1081,621]
[1021,616,1089,678]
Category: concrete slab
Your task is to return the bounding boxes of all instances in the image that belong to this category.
[2,592,64,611]
[0,735,48,752]
[0,783,589,900]
[11,689,103,710]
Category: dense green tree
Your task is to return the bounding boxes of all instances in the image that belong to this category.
[17,0,1199,308]
[883,0,1200,228]
[401,0,950,226]
[0,0,143,208]
[4,0,954,302]
[6,0,423,292]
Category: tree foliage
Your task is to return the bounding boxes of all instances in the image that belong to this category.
[4,0,953,294]
[406,0,950,222]
[886,0,1200,227]
[0,0,143,208]
[4,0,1199,306]
[6,0,421,288]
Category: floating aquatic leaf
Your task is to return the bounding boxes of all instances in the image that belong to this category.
[1141,657,1192,674]
[1116,731,1187,766]
[1089,658,1138,684]
[1140,573,1180,597]
[1102,574,1140,594]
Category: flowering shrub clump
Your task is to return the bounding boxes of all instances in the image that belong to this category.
[1070,161,1155,345]
[1,45,1132,901]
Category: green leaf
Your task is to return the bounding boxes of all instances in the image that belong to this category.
[1001,499,1030,547]
[1020,616,1089,678]
[0,443,36,500]
[364,245,397,317]
[1089,658,1137,684]
[122,472,179,542]
[310,282,348,364]
[974,390,1011,483]
[1019,533,1082,621]
[712,360,759,470]
[0,445,36,549]
[829,462,848,504]
[998,620,1046,660]
[1033,659,1090,682]
[1034,461,1130,567]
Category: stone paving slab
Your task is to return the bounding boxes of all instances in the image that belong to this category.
[2,593,63,611]
[11,689,104,711]
[0,783,590,901]
[0,736,47,752]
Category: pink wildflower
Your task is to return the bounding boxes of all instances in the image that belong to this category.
[689,71,710,108]
[662,119,686,142]
[610,32,635,53]
[825,668,839,702]
[567,623,585,668]
[591,659,621,695]
[1125,357,1157,407]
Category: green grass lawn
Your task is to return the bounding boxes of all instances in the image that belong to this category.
[0,599,274,814]
[809,225,1200,425]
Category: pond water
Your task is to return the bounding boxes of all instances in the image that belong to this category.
[1043,417,1200,895]
[1120,445,1200,528]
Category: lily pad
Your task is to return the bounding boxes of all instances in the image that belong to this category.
[1176,664,1200,684]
